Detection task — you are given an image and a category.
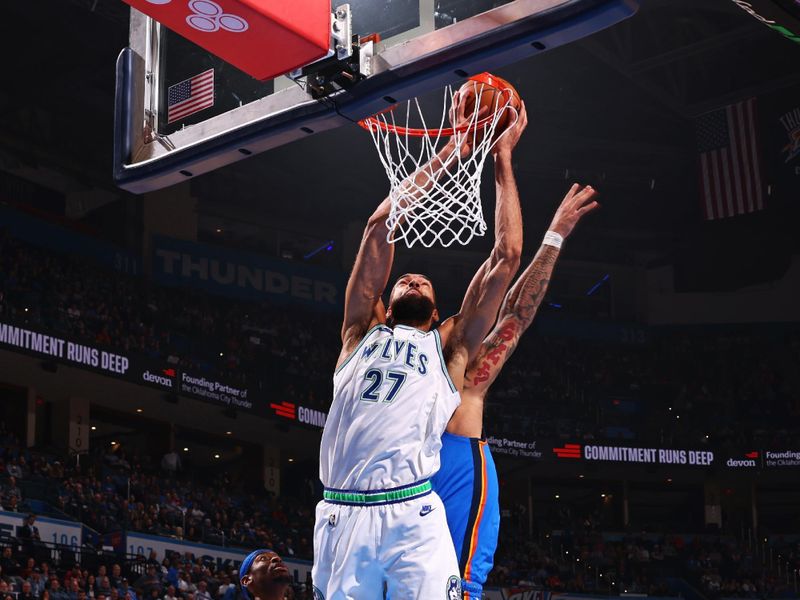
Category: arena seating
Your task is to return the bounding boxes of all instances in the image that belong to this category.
[2,231,798,448]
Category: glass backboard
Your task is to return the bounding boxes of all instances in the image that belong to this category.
[114,0,639,192]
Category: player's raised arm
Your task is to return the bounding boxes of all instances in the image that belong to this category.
[465,183,600,396]
[440,104,528,377]
[339,197,396,352]
[339,132,482,364]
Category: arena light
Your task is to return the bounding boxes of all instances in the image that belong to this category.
[304,240,335,260]
[586,274,610,296]
[91,426,97,431]
[225,431,232,435]
[136,408,143,413]
[183,447,189,452]
[214,454,220,459]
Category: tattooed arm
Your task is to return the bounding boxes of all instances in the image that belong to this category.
[446,184,599,436]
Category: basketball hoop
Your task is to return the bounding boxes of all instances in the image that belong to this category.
[359,73,520,248]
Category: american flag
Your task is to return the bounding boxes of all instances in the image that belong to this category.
[696,98,765,220]
[167,69,214,124]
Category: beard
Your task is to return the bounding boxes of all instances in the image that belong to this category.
[389,293,435,326]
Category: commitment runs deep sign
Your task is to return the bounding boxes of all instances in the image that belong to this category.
[553,442,715,467]
[0,322,130,374]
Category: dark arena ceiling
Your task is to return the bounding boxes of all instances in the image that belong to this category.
[1,0,798,274]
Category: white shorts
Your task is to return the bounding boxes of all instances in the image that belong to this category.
[312,490,461,600]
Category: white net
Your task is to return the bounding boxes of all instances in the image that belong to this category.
[362,80,520,248]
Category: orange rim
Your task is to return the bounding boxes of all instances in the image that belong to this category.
[358,72,517,137]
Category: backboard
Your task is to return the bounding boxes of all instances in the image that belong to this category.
[114,0,639,193]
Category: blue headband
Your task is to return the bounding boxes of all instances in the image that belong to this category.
[239,549,273,600]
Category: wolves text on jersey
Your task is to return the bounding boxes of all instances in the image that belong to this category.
[360,336,429,375]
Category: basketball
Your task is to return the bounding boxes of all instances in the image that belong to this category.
[455,73,522,141]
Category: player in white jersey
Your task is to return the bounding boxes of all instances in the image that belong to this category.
[312,101,528,600]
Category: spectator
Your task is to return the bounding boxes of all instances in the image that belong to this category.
[163,586,178,600]
[7,460,23,479]
[97,577,112,596]
[0,547,21,577]
[29,570,46,596]
[4,477,22,507]
[165,562,179,590]
[194,582,211,600]
[175,574,192,596]
[50,579,69,600]
[20,515,41,542]
[109,565,123,591]
[19,581,35,600]
[20,558,36,579]
[68,579,82,600]
[118,580,136,600]
[215,575,233,600]
[135,567,161,598]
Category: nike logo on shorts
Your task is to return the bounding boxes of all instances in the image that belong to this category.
[419,504,435,516]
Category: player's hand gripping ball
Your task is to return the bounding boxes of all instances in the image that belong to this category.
[451,72,521,144]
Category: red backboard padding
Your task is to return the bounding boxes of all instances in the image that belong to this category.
[123,0,331,81]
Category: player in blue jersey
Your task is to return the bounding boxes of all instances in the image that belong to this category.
[238,549,291,600]
[432,182,600,598]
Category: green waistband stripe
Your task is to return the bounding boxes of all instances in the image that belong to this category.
[324,481,432,505]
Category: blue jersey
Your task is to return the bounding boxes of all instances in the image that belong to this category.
[432,432,500,599]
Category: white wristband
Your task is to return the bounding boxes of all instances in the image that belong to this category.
[542,230,564,249]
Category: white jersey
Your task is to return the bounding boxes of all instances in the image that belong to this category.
[320,323,461,490]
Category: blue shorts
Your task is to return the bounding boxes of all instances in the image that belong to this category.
[432,432,500,599]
